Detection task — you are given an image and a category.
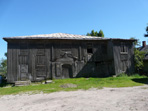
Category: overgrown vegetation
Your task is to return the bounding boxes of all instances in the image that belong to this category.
[134,49,146,72]
[130,38,146,72]
[0,74,147,95]
[0,53,7,77]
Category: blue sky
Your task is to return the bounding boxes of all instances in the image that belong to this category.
[0,0,148,58]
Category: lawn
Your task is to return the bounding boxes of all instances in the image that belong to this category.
[0,74,148,95]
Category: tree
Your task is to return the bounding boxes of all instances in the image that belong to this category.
[86,29,105,37]
[145,25,148,37]
[91,30,96,36]
[146,26,148,34]
[0,53,7,76]
[98,30,104,37]
[130,38,146,72]
[134,49,146,72]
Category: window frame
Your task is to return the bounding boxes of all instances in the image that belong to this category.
[87,43,93,54]
[120,42,128,54]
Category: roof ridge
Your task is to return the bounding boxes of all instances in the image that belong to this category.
[3,33,136,41]
[8,32,103,38]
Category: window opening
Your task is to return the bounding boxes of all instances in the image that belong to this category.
[87,43,93,54]
[121,43,128,53]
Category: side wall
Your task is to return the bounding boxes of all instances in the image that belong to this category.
[7,40,52,83]
[7,42,19,83]
[113,41,135,75]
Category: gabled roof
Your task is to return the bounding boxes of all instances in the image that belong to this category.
[139,46,148,52]
[139,46,148,60]
[3,33,107,40]
[3,33,136,41]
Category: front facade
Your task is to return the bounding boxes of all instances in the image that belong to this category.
[3,33,135,83]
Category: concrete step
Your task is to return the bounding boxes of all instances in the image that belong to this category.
[15,80,31,86]
[45,80,52,84]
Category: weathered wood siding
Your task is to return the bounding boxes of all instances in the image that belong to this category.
[6,39,135,83]
[113,41,134,75]
[7,42,19,83]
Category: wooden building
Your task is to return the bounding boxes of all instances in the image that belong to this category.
[3,33,135,83]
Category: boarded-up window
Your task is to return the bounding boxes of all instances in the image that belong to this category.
[19,56,28,64]
[20,44,28,55]
[36,66,46,76]
[101,44,107,54]
[36,44,45,55]
[19,44,28,64]
[120,43,128,72]
[36,56,45,65]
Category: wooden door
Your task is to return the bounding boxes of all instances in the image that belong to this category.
[35,45,46,78]
[62,64,72,78]
[19,44,29,81]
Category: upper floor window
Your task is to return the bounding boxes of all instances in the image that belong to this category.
[120,42,128,54]
[87,43,93,54]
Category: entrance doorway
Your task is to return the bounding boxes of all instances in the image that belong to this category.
[62,64,72,78]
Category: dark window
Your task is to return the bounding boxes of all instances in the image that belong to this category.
[121,43,128,53]
[87,43,93,54]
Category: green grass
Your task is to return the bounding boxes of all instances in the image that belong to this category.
[0,74,148,95]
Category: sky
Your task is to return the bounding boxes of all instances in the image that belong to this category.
[0,0,148,59]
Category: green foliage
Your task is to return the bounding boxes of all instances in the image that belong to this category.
[130,38,146,72]
[134,49,146,71]
[86,33,91,36]
[0,53,7,76]
[5,52,7,56]
[116,73,128,77]
[130,37,140,47]
[117,73,141,77]
[87,29,104,37]
[98,30,104,37]
[91,30,96,36]
[0,75,147,95]
[145,25,148,37]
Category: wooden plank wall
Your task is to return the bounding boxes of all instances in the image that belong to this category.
[7,43,19,83]
[6,39,135,83]
[113,41,134,75]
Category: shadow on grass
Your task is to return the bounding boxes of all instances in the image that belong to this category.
[132,78,148,84]
[0,80,13,87]
[0,81,8,87]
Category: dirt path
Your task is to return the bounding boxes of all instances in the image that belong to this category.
[0,85,148,111]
